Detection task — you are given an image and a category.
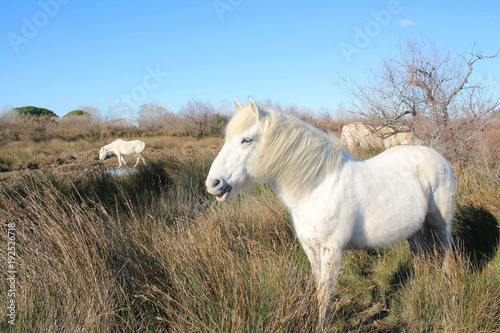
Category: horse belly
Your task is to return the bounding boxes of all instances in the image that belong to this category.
[121,147,136,155]
[352,208,426,249]
[344,172,428,250]
[117,143,138,155]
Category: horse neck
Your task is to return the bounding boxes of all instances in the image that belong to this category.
[104,143,116,154]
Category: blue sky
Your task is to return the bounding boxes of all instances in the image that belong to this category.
[1,0,499,118]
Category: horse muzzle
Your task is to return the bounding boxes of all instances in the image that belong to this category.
[206,177,233,202]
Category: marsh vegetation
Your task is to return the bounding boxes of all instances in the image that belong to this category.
[0,113,498,332]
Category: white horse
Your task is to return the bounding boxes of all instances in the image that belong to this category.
[99,139,146,168]
[205,99,455,328]
[341,122,422,152]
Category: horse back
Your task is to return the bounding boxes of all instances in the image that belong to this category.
[108,139,146,155]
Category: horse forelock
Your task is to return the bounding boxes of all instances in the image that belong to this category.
[225,105,261,141]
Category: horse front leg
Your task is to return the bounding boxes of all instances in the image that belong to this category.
[116,153,123,168]
[300,240,343,330]
[316,246,343,331]
[120,155,128,168]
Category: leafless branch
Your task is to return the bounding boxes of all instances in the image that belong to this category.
[338,37,500,161]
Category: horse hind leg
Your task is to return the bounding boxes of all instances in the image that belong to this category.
[424,211,453,271]
[408,222,445,258]
[408,229,426,256]
[133,154,145,168]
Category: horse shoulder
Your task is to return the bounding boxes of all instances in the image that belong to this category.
[290,165,358,247]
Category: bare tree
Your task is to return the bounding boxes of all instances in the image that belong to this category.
[78,105,102,121]
[108,104,136,122]
[157,112,186,135]
[216,99,233,117]
[0,105,21,120]
[138,103,172,131]
[339,38,500,160]
[179,98,216,136]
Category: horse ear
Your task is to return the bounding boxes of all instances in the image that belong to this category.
[249,98,265,120]
[234,99,243,110]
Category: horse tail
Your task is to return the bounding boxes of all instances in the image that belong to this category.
[415,147,455,253]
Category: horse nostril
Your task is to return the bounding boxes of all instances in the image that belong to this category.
[212,179,221,188]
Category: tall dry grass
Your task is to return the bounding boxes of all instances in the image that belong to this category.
[0,134,499,332]
[0,157,317,332]
[394,255,500,332]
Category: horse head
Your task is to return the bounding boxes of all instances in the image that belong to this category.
[99,147,111,160]
[206,98,265,201]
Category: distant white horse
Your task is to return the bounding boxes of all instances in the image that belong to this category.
[99,139,146,168]
[341,122,422,152]
[206,99,455,329]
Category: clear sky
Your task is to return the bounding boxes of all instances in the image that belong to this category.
[1,0,499,118]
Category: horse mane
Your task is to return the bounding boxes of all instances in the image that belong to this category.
[227,105,343,195]
[259,109,343,194]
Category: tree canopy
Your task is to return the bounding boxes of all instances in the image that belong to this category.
[15,106,58,118]
[64,110,91,117]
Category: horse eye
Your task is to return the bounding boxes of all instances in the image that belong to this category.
[241,138,253,144]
